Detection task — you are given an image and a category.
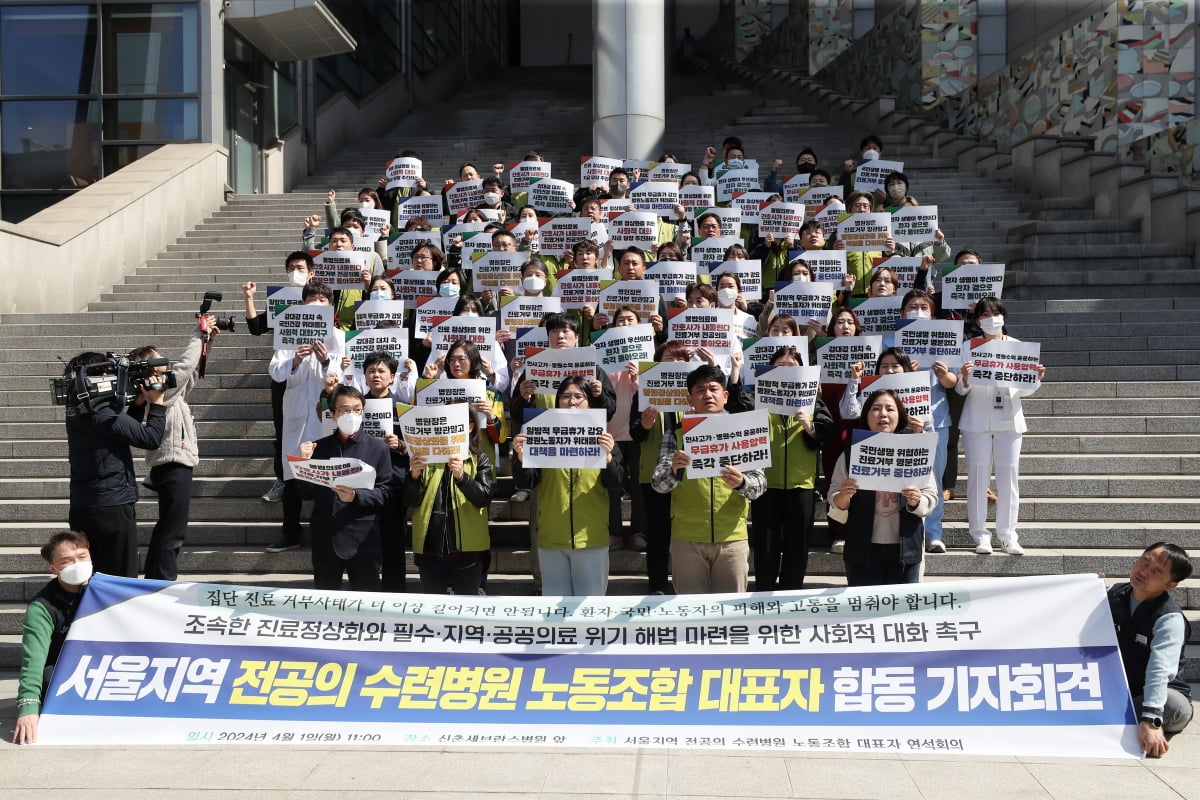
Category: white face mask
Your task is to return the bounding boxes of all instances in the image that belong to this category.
[522,275,546,293]
[725,159,745,170]
[482,192,502,206]
[369,289,391,301]
[460,311,479,318]
[336,413,363,436]
[862,149,881,161]
[58,560,93,586]
[791,273,810,283]
[906,309,932,320]
[717,287,739,307]
[289,269,309,287]
[979,315,1005,335]
[359,201,374,210]
[887,184,906,199]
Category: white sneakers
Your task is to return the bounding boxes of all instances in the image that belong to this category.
[926,540,947,554]
[974,540,993,555]
[830,540,845,554]
[1002,541,1025,556]
[974,537,1024,555]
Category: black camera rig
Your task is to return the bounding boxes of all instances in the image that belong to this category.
[51,353,176,417]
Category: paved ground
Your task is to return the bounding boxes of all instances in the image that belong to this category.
[0,675,1196,799]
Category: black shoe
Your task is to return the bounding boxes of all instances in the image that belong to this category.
[266,539,300,553]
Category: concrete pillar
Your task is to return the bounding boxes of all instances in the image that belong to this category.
[593,0,666,160]
[199,0,225,147]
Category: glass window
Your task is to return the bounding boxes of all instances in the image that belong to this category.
[102,3,198,94]
[1,5,99,95]
[1,100,99,189]
[104,143,163,174]
[102,98,198,140]
[0,192,70,222]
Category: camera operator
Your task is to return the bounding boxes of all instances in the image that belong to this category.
[129,314,221,581]
[64,352,165,578]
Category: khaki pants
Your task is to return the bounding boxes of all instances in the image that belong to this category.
[669,539,749,594]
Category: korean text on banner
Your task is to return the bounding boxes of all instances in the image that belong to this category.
[523,347,598,395]
[636,361,693,412]
[520,408,607,469]
[38,572,1139,758]
[593,324,656,374]
[741,336,809,388]
[963,338,1042,389]
[942,263,1006,310]
[272,304,334,351]
[817,335,884,384]
[848,429,937,493]
[286,456,377,490]
[896,319,964,371]
[754,365,821,417]
[395,402,471,463]
[857,371,935,432]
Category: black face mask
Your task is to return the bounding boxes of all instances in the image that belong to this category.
[795,163,816,174]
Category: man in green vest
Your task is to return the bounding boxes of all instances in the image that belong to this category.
[651,364,766,594]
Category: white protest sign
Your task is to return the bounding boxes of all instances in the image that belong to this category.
[384,156,422,190]
[630,182,680,217]
[801,184,843,207]
[523,346,598,395]
[360,209,390,240]
[312,250,369,289]
[588,220,610,247]
[837,212,893,252]
[895,318,964,371]
[644,260,698,301]
[395,402,471,463]
[793,249,847,284]
[580,155,621,188]
[513,326,550,370]
[850,296,902,333]
[730,191,774,225]
[395,194,444,226]
[272,304,334,351]
[782,173,811,202]
[667,307,736,356]
[528,177,575,214]
[622,158,651,175]
[753,365,821,416]
[353,299,405,330]
[811,203,841,238]
[875,255,924,290]
[389,269,441,303]
[520,408,607,469]
[816,335,884,384]
[857,371,935,431]
[386,230,440,271]
[678,184,715,211]
[440,221,489,253]
[413,295,459,335]
[716,168,760,203]
[499,294,561,334]
[469,251,528,293]
[539,217,592,256]
[772,281,837,327]
[690,235,743,268]
[759,201,806,238]
[741,336,809,388]
[415,377,487,407]
[942,263,1006,310]
[848,429,937,493]
[350,231,379,256]
[853,158,905,192]
[691,206,742,234]
[265,286,303,329]
[607,211,660,250]
[428,316,498,369]
[963,337,1042,390]
[362,397,394,440]
[445,179,484,214]
[636,361,692,412]
[345,327,409,371]
[552,268,614,310]
[286,456,377,490]
[509,160,552,190]
[649,161,690,182]
[593,323,656,374]
[709,259,763,302]
[680,410,772,479]
[597,279,660,322]
[891,205,939,244]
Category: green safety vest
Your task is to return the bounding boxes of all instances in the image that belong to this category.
[670,428,749,543]
[411,460,490,554]
[535,467,611,549]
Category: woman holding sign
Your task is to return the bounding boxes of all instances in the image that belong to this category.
[820,306,865,555]
[828,389,938,586]
[512,377,623,597]
[956,298,1045,556]
[401,407,493,594]
[752,347,833,590]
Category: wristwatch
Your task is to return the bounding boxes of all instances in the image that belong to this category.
[1141,715,1163,729]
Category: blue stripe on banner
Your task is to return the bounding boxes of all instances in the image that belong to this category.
[73,574,170,622]
[45,641,1133,727]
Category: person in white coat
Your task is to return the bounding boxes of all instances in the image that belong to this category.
[265,282,345,552]
[956,298,1045,556]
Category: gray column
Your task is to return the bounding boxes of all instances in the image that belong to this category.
[199,0,224,146]
[593,0,666,160]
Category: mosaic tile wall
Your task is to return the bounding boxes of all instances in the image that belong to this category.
[812,0,977,110]
[808,0,854,75]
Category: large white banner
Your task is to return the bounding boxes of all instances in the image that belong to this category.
[38,573,1141,757]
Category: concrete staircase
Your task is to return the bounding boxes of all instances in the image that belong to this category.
[0,67,1197,675]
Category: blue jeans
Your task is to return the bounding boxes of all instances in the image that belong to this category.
[925,426,950,543]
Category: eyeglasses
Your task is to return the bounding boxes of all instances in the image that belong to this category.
[559,393,588,401]
[333,407,362,414]
[413,253,433,261]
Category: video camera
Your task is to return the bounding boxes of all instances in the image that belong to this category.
[51,353,176,417]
